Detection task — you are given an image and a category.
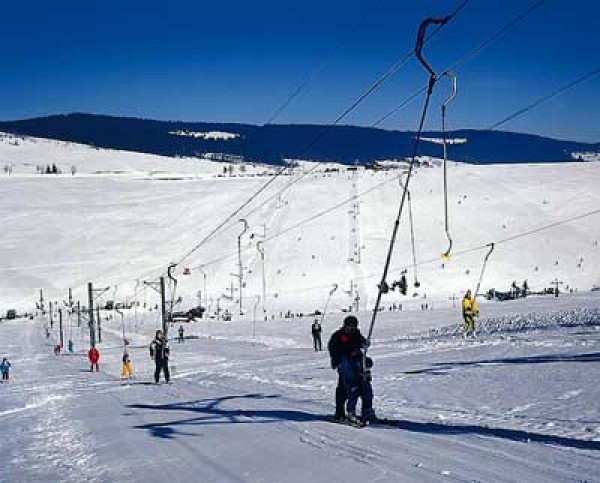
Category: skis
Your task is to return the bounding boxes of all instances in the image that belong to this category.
[326,416,368,429]
[327,416,403,429]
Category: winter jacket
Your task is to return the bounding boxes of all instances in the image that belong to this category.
[311,322,322,335]
[0,361,10,373]
[88,348,100,363]
[122,353,130,364]
[462,296,479,317]
[328,327,367,369]
[150,338,170,361]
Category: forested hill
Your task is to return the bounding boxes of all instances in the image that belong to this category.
[0,113,597,164]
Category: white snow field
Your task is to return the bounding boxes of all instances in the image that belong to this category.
[0,294,599,482]
[1,132,599,316]
[0,132,600,482]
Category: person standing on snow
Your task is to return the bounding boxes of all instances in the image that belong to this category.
[121,350,134,379]
[311,318,322,351]
[343,355,376,424]
[462,289,479,337]
[327,315,368,422]
[1,358,11,382]
[150,330,170,384]
[178,325,184,344]
[88,346,100,372]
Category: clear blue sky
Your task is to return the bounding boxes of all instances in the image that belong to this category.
[1,0,598,142]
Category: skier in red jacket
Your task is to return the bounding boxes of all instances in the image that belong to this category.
[88,347,100,372]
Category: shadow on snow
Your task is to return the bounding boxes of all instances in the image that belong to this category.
[127,392,600,450]
[403,352,600,375]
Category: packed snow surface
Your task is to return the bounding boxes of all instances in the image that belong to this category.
[0,132,598,317]
[0,132,599,482]
[0,293,599,482]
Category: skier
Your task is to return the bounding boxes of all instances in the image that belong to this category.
[1,358,11,382]
[121,351,134,379]
[522,279,529,298]
[327,315,368,422]
[178,325,184,343]
[343,355,376,424]
[311,318,322,351]
[149,329,170,384]
[88,346,100,372]
[462,289,479,337]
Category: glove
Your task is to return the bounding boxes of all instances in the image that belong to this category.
[364,339,371,348]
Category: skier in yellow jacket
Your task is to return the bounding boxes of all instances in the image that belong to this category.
[462,289,479,337]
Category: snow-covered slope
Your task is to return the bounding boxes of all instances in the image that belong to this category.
[0,132,599,318]
[1,133,599,483]
[0,293,599,482]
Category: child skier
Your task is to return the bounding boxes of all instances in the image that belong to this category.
[88,346,100,372]
[341,354,375,424]
[1,358,11,382]
[121,351,134,379]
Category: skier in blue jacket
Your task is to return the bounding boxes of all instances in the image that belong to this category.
[1,358,11,382]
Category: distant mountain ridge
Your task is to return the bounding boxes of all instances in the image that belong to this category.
[0,113,597,164]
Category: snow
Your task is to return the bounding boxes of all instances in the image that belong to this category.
[0,293,599,482]
[421,137,468,145]
[168,130,240,140]
[571,151,600,162]
[0,131,599,481]
[1,132,598,318]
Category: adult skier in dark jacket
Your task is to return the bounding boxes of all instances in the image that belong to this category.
[311,319,322,352]
[327,315,368,421]
[149,330,170,384]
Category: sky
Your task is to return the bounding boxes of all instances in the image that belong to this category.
[0,0,598,142]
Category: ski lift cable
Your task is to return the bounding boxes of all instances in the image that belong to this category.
[373,0,548,127]
[440,71,457,260]
[27,201,599,323]
[165,1,471,275]
[228,207,600,300]
[148,206,600,303]
[137,6,469,285]
[487,67,600,132]
[365,14,452,360]
[264,0,391,125]
[187,170,412,271]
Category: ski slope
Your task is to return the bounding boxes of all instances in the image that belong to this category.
[0,293,599,482]
[0,133,599,482]
[0,132,598,317]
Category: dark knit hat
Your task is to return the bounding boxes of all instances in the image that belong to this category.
[343,315,359,328]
